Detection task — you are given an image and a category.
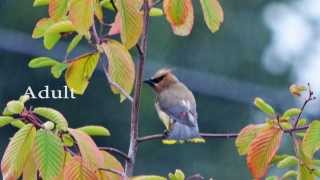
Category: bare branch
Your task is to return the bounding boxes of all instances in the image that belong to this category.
[100,147,131,162]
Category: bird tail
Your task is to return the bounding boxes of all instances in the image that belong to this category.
[162,122,205,144]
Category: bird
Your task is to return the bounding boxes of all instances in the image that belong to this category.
[144,68,205,144]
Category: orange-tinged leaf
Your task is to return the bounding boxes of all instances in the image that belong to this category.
[116,0,143,49]
[49,0,68,21]
[65,52,100,95]
[95,0,104,23]
[22,154,37,180]
[164,0,194,36]
[199,0,224,33]
[1,124,36,180]
[69,129,104,170]
[69,0,95,35]
[235,124,267,155]
[32,18,54,39]
[247,127,283,179]
[55,152,72,180]
[63,156,98,180]
[98,151,124,180]
[163,0,189,25]
[101,40,135,102]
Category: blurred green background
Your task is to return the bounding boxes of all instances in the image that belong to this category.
[1,0,320,179]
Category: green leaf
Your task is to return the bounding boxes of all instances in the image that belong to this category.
[10,119,26,129]
[46,20,75,35]
[69,0,95,35]
[44,32,61,50]
[62,134,74,147]
[101,40,135,102]
[19,95,30,104]
[100,0,115,10]
[199,0,224,33]
[235,124,266,155]
[302,120,320,159]
[67,35,83,54]
[254,97,276,116]
[298,164,315,180]
[69,129,104,169]
[6,100,24,114]
[49,0,68,21]
[77,125,110,136]
[168,169,185,180]
[28,57,59,68]
[65,52,100,95]
[33,107,68,131]
[265,176,278,180]
[32,18,54,39]
[1,124,36,179]
[297,118,307,127]
[276,156,298,168]
[282,108,301,120]
[0,116,15,128]
[51,63,67,79]
[282,170,298,179]
[132,176,167,180]
[33,130,64,180]
[33,0,49,7]
[116,0,143,49]
[150,8,163,16]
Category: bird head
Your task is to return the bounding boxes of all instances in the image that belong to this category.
[144,68,179,93]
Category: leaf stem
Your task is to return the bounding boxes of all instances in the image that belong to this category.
[99,147,131,162]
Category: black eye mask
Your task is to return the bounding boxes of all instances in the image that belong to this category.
[152,75,165,84]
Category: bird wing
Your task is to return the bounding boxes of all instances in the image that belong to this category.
[162,100,198,127]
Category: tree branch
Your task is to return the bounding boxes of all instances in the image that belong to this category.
[125,0,150,176]
[99,147,131,162]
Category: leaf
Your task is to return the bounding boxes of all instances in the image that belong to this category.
[98,151,124,180]
[235,124,266,155]
[33,0,49,6]
[77,125,110,136]
[101,40,135,102]
[0,116,15,128]
[302,120,320,159]
[67,34,83,54]
[62,134,74,147]
[28,57,59,68]
[46,20,75,35]
[63,156,98,180]
[108,13,121,36]
[282,108,301,120]
[282,170,297,179]
[44,32,61,50]
[95,0,104,23]
[254,97,276,116]
[163,0,194,36]
[289,84,306,97]
[168,169,185,180]
[65,52,100,95]
[69,0,95,35]
[32,18,54,39]
[69,129,104,169]
[298,163,315,180]
[6,100,24,114]
[149,8,163,17]
[33,130,64,180]
[49,0,68,21]
[10,119,26,129]
[19,95,30,104]
[116,0,143,49]
[276,156,298,168]
[33,107,68,131]
[199,0,224,33]
[132,176,167,180]
[1,124,36,180]
[247,127,283,179]
[51,63,68,79]
[22,154,37,180]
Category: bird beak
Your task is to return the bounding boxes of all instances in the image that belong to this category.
[143,79,155,87]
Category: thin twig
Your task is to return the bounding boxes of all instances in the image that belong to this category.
[124,0,150,176]
[110,0,117,12]
[103,66,134,102]
[152,0,163,7]
[100,147,131,162]
[99,168,125,177]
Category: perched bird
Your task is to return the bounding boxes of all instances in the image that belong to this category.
[144,69,204,143]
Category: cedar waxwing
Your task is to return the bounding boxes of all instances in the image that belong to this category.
[144,69,204,143]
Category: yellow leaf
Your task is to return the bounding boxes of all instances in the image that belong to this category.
[65,52,100,95]
[101,40,135,102]
[98,151,124,180]
[32,18,54,39]
[199,0,224,33]
[22,154,37,180]
[95,0,104,23]
[63,156,98,180]
[247,127,283,179]
[69,0,95,35]
[49,0,68,21]
[116,0,143,49]
[163,0,194,36]
[302,120,320,159]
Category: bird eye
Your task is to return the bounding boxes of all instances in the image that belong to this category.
[152,75,165,83]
